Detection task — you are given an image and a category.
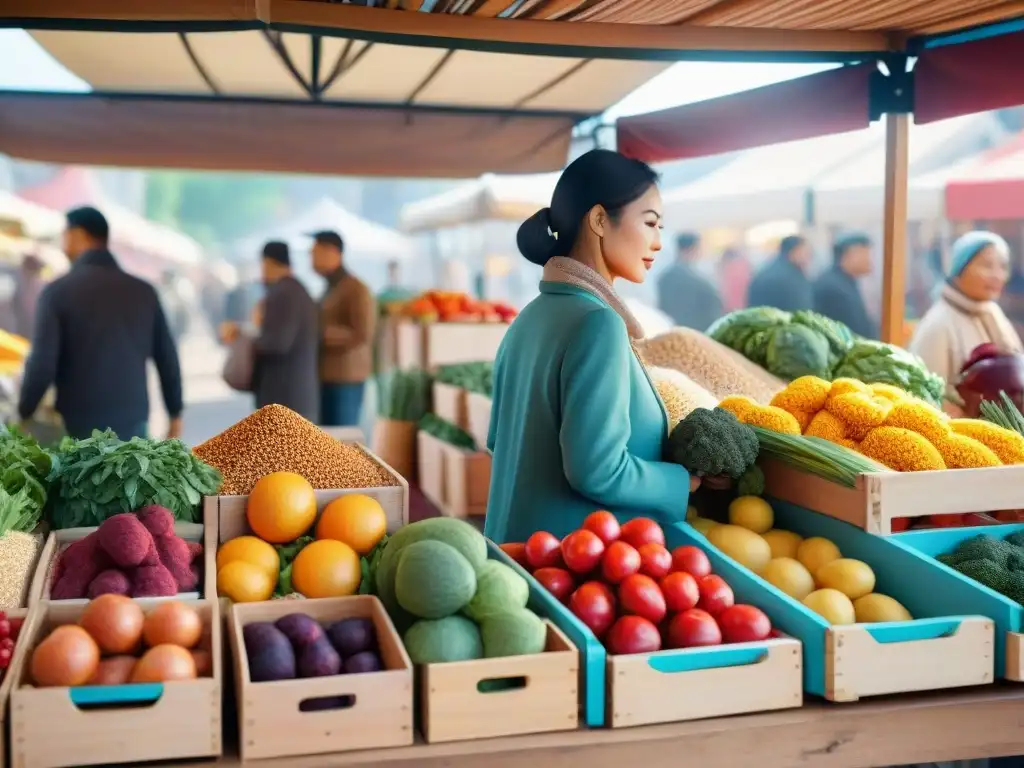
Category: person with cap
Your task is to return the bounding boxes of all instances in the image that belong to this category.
[310,230,376,427]
[910,230,1023,412]
[747,234,815,312]
[655,232,722,330]
[812,232,878,339]
[225,241,319,422]
[18,206,184,440]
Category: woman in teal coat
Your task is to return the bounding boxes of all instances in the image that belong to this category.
[484,150,697,544]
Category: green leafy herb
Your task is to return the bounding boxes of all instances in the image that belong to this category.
[47,430,222,529]
[358,534,388,596]
[419,413,476,450]
[0,485,39,537]
[0,426,50,524]
[980,391,1024,435]
[274,535,313,596]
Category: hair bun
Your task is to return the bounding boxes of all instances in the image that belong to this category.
[516,207,561,266]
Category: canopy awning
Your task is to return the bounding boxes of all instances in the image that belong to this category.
[811,113,1008,224]
[944,136,1024,221]
[0,191,63,239]
[399,173,559,234]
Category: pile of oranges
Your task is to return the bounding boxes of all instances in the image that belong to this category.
[217,471,388,603]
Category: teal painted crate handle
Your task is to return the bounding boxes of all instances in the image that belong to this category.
[647,645,766,674]
[69,683,164,707]
[863,617,962,643]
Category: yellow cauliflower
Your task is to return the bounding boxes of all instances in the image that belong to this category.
[805,410,849,443]
[884,399,951,445]
[836,438,861,451]
[868,383,910,404]
[827,378,869,401]
[860,426,946,472]
[932,433,1001,469]
[826,391,892,440]
[949,419,1024,465]
[718,395,758,420]
[742,404,802,435]
[770,376,831,414]
[790,409,814,433]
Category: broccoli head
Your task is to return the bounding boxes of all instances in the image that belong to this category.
[954,558,1010,593]
[1003,571,1024,606]
[737,464,766,497]
[666,407,759,480]
[944,535,1016,568]
[1005,531,1024,551]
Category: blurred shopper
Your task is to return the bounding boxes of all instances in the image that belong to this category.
[13,253,46,338]
[910,231,1023,408]
[747,234,814,312]
[813,232,878,338]
[656,232,722,330]
[310,231,376,427]
[718,247,751,313]
[18,206,183,440]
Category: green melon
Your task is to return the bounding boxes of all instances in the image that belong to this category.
[480,609,547,658]
[395,540,477,619]
[403,616,483,664]
[463,560,529,622]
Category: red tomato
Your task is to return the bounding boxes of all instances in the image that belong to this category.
[619,518,665,550]
[697,574,734,616]
[637,543,672,580]
[660,571,699,613]
[499,542,528,567]
[667,609,722,648]
[561,530,606,574]
[568,582,617,637]
[533,567,575,603]
[671,545,712,579]
[717,604,772,643]
[618,574,667,624]
[582,510,621,545]
[606,616,661,655]
[601,541,641,584]
[525,532,562,570]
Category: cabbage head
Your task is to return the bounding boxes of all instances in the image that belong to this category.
[764,325,831,380]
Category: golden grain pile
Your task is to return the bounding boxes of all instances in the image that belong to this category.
[648,366,717,426]
[194,405,398,495]
[638,329,785,404]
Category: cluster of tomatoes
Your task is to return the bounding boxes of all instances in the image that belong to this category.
[0,611,25,674]
[501,512,774,656]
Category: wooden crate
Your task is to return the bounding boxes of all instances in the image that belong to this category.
[0,608,31,768]
[396,321,507,370]
[10,599,222,768]
[417,431,490,518]
[607,637,802,727]
[432,382,468,428]
[420,621,578,743]
[762,458,1024,535]
[28,522,205,606]
[228,595,413,760]
[466,392,492,451]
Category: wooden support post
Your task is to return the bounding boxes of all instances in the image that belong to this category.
[880,112,909,346]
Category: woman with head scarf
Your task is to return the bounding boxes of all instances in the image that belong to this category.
[483,150,698,545]
[909,231,1023,413]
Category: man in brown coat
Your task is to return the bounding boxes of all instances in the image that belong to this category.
[310,231,376,427]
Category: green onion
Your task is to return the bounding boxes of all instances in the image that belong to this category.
[751,426,890,487]
[979,392,1024,435]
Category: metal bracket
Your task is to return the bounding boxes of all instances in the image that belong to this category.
[869,53,913,120]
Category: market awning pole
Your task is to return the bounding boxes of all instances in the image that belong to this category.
[880,112,909,346]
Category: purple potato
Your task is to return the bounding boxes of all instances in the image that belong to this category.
[297,637,342,678]
[326,617,376,657]
[344,651,382,675]
[275,613,325,648]
[244,623,297,682]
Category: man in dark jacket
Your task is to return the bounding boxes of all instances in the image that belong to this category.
[251,241,319,422]
[813,233,878,338]
[18,206,183,440]
[656,232,723,330]
[747,234,814,312]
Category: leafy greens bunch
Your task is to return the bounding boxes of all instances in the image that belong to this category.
[0,426,50,528]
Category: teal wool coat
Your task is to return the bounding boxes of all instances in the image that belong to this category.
[483,282,692,544]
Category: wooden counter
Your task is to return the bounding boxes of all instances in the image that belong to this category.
[186,687,1024,768]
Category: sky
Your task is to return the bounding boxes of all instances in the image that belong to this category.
[0,29,835,118]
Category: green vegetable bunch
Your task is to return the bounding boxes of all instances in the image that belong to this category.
[275,535,314,596]
[979,391,1024,435]
[48,430,222,529]
[0,485,40,537]
[419,413,476,451]
[937,533,1024,606]
[378,369,432,422]
[0,426,50,526]
[434,362,493,396]
[750,425,888,487]
[833,340,944,406]
[358,534,389,596]
[666,407,759,479]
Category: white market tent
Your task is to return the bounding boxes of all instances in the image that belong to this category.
[812,112,1007,224]
[0,191,63,239]
[399,173,559,234]
[660,128,883,230]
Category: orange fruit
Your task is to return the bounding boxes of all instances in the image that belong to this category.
[246,471,317,544]
[315,494,387,554]
[217,560,276,603]
[291,540,361,598]
[217,536,280,580]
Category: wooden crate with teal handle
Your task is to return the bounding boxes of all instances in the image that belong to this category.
[676,500,994,701]
[490,534,803,729]
[889,523,1024,682]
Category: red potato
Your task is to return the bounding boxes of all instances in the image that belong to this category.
[718,605,772,644]
[671,545,712,579]
[619,518,665,550]
[667,609,722,648]
[606,616,661,655]
[696,574,734,616]
[533,567,575,603]
[601,541,641,584]
[569,582,617,638]
[525,532,563,570]
[582,511,621,546]
[561,530,605,574]
[637,543,672,580]
[618,574,666,625]
[660,571,699,613]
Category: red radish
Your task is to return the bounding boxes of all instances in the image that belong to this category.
[671,545,712,579]
[660,571,699,613]
[601,541,641,584]
[533,567,575,603]
[619,518,665,549]
[561,530,605,574]
[697,574,734,616]
[618,574,666,625]
[582,510,621,545]
[525,532,562,570]
[637,543,672,580]
[667,609,722,648]
[606,616,661,655]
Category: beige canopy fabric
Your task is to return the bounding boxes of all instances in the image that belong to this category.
[399,173,558,233]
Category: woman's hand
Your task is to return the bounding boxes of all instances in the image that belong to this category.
[689,475,702,493]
